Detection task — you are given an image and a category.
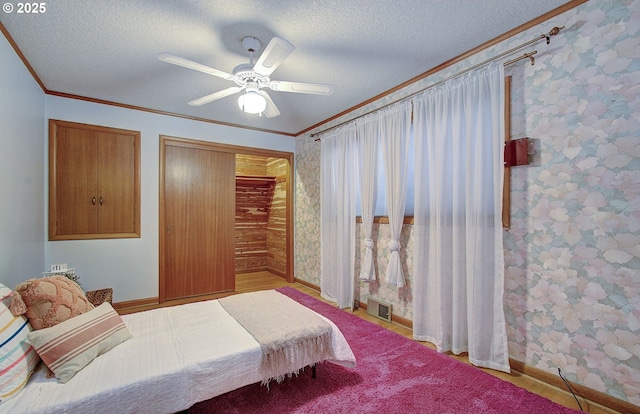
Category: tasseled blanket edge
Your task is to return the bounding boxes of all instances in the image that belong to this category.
[260,331,334,387]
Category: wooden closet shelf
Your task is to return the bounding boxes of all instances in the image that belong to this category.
[235,175,278,186]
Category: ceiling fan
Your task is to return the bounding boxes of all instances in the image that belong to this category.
[158,36,334,118]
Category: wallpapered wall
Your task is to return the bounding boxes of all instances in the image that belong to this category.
[295,0,640,406]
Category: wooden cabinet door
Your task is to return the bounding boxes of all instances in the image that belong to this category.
[53,126,99,235]
[49,119,140,240]
[163,144,236,300]
[97,132,137,234]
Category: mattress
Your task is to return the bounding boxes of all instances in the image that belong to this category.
[0,291,356,414]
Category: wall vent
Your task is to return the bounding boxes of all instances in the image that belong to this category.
[367,297,392,323]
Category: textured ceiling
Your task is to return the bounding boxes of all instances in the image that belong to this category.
[0,0,571,135]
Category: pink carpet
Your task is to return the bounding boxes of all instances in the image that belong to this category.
[188,287,579,414]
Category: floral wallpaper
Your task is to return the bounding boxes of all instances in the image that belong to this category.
[294,135,322,284]
[295,0,640,406]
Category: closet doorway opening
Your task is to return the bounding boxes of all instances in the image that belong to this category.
[235,153,289,279]
[159,136,293,303]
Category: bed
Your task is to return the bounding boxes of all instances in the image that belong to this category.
[0,289,356,414]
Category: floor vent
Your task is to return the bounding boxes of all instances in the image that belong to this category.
[367,298,392,323]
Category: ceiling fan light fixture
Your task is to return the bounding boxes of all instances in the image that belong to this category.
[238,88,266,114]
[160,36,331,118]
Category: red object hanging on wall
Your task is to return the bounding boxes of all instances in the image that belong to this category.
[504,137,530,167]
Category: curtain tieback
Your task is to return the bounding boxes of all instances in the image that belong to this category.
[387,240,401,252]
[364,238,374,249]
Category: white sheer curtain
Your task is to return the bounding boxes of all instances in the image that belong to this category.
[412,62,510,372]
[380,102,413,288]
[320,125,357,309]
[356,117,379,282]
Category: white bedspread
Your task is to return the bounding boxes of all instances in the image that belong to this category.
[0,292,356,414]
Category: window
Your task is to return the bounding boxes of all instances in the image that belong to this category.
[355,124,415,218]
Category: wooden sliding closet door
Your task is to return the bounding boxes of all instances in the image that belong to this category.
[163,143,235,300]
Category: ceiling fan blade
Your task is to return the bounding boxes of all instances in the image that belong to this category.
[158,53,233,80]
[269,80,334,95]
[252,37,295,76]
[259,91,281,118]
[188,86,244,106]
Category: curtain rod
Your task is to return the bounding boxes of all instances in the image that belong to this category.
[312,26,564,140]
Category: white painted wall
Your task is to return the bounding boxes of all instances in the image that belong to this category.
[0,34,46,289]
[44,96,295,301]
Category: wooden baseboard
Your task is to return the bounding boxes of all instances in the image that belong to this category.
[236,268,286,279]
[113,297,158,311]
[293,278,318,291]
[391,313,412,329]
[268,267,286,278]
[510,359,639,414]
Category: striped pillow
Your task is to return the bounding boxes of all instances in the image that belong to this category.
[27,302,132,383]
[0,283,40,402]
